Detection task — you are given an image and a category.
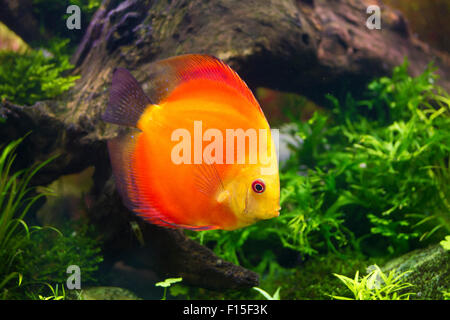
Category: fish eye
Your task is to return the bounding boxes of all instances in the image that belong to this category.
[251,179,265,193]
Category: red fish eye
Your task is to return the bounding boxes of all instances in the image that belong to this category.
[252,179,265,193]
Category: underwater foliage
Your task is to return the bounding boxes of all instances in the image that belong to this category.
[0,39,79,106]
[189,59,450,275]
[322,60,450,253]
[441,236,450,251]
[331,265,415,300]
[155,277,183,300]
[253,286,281,300]
[0,135,56,297]
[21,220,103,286]
[0,136,103,299]
[33,283,66,300]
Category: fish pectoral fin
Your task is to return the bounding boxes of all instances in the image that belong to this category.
[217,190,230,204]
[194,162,225,197]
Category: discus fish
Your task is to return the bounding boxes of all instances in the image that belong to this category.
[102,54,280,231]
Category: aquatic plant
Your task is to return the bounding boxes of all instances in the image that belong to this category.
[0,39,79,106]
[22,220,103,286]
[442,290,450,300]
[440,236,450,250]
[328,60,449,252]
[0,135,56,296]
[0,136,103,299]
[253,286,281,300]
[331,265,414,300]
[155,277,183,300]
[35,284,66,300]
[279,59,450,257]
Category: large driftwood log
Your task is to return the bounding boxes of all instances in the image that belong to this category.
[1,0,449,290]
[0,0,43,44]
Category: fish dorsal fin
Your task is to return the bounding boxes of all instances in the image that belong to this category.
[143,54,262,111]
[102,68,152,127]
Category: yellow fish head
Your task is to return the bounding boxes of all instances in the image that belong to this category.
[224,160,280,230]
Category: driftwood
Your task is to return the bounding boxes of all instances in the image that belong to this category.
[0,0,449,290]
[0,0,43,44]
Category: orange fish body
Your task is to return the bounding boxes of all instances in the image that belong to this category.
[103,54,280,231]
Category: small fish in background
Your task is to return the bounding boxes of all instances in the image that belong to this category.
[102,54,280,231]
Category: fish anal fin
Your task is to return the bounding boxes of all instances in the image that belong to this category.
[139,215,219,231]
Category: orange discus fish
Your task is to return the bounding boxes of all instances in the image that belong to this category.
[102,54,280,231]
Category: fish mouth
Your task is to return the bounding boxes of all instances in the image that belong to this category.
[266,207,280,219]
[274,207,281,217]
[258,207,281,220]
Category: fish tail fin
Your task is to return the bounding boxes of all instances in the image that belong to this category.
[102,68,152,127]
[107,129,142,210]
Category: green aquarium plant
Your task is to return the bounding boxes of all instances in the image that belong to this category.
[155,277,183,300]
[0,136,103,299]
[442,290,450,300]
[0,39,79,106]
[329,61,449,252]
[36,283,66,300]
[22,220,103,286]
[0,135,57,296]
[253,286,281,300]
[440,236,450,251]
[331,265,414,300]
[279,59,450,257]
